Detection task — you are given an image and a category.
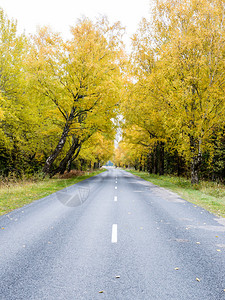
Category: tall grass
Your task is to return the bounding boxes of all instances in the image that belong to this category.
[0,169,105,216]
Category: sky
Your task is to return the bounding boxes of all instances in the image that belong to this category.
[0,0,152,50]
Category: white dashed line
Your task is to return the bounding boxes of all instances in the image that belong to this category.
[114,196,117,202]
[115,186,117,190]
[111,224,118,243]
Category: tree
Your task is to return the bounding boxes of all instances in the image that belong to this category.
[0,8,38,175]
[28,17,124,176]
[121,0,225,183]
[152,0,225,183]
[78,132,115,169]
[120,19,167,175]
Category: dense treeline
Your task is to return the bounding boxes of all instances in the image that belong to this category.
[116,0,225,184]
[0,9,124,177]
[1,1,225,184]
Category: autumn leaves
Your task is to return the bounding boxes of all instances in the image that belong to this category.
[0,1,224,180]
[0,12,124,176]
[117,0,225,184]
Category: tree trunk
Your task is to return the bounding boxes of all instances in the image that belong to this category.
[158,142,165,175]
[42,123,70,175]
[191,156,200,184]
[51,138,80,176]
[67,145,81,173]
[67,158,73,173]
[80,159,84,171]
[139,155,143,171]
[177,154,181,177]
[189,136,201,184]
[147,151,153,174]
[153,145,158,174]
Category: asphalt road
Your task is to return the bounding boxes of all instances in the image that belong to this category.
[1,168,225,299]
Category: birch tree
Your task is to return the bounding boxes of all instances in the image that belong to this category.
[154,0,225,183]
[123,0,225,183]
[28,17,124,176]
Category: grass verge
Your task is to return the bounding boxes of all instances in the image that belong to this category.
[0,169,106,216]
[128,170,225,217]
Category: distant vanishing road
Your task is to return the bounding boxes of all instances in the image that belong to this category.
[1,168,225,299]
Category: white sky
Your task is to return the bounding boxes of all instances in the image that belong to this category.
[0,0,152,50]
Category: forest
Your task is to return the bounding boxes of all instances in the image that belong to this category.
[0,0,225,185]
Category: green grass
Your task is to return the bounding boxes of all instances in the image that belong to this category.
[0,169,106,216]
[128,170,225,217]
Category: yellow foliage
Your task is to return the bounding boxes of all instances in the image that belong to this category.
[120,0,225,172]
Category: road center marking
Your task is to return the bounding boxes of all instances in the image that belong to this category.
[114,196,117,202]
[111,224,117,243]
[115,186,117,189]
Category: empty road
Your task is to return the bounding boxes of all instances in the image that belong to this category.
[1,168,225,299]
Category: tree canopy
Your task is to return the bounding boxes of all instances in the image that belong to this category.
[119,0,225,183]
[0,11,124,176]
[0,2,224,183]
